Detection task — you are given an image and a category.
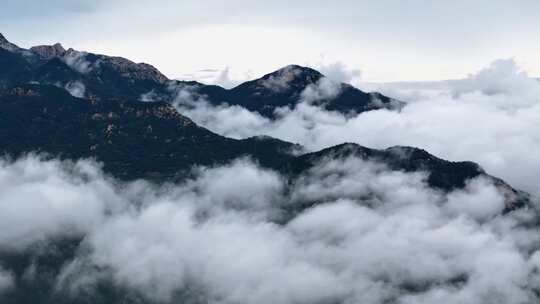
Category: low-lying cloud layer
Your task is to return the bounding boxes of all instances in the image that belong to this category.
[172,59,540,196]
[1,155,540,303]
[0,267,13,294]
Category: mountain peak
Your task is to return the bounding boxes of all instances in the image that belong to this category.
[0,33,7,43]
[246,65,324,93]
[30,43,66,59]
[273,64,323,76]
[263,64,324,82]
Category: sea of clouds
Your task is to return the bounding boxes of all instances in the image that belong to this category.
[1,58,540,304]
[0,153,540,303]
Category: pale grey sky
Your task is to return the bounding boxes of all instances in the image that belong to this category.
[1,0,539,82]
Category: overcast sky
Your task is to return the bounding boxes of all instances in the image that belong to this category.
[1,0,539,82]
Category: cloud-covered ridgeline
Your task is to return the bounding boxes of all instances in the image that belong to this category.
[1,155,540,303]
[170,59,540,197]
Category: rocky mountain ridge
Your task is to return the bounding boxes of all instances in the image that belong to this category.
[0,33,402,117]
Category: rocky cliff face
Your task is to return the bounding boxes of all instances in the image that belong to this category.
[30,43,66,60]
[0,33,169,99]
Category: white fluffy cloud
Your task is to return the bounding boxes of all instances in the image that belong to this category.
[316,61,362,85]
[0,156,124,250]
[0,155,539,303]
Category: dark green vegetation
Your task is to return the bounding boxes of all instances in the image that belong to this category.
[0,84,298,180]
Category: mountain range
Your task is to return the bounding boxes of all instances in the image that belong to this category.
[0,33,532,303]
[0,33,402,118]
[0,32,529,205]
